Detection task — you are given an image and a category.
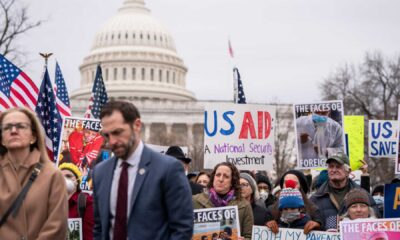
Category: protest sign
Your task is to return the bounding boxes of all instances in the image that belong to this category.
[67,218,82,240]
[251,226,340,240]
[343,116,364,170]
[369,120,398,158]
[340,218,400,240]
[384,183,400,218]
[193,206,240,240]
[293,101,346,169]
[56,117,106,192]
[203,103,275,170]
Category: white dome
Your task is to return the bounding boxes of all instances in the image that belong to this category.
[92,0,176,52]
[71,0,195,102]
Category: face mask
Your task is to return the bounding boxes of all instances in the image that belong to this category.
[65,178,77,195]
[185,171,188,176]
[312,113,328,123]
[280,211,301,223]
[373,195,384,205]
[259,190,269,200]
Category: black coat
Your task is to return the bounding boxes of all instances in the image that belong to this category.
[252,201,268,226]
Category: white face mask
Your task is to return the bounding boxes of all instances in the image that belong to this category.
[65,178,77,194]
[259,190,269,200]
[280,211,301,223]
[373,195,384,205]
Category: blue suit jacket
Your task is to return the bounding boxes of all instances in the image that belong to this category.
[92,145,193,240]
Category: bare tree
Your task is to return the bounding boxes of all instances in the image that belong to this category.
[320,51,400,184]
[274,104,296,180]
[0,0,42,62]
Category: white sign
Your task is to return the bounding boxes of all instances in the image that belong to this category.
[368,120,398,158]
[203,103,276,170]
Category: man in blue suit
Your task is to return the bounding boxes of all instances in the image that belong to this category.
[92,100,193,240]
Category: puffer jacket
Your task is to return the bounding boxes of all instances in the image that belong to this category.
[310,179,379,230]
[192,192,254,240]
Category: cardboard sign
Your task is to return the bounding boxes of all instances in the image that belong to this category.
[67,218,82,240]
[340,218,400,240]
[56,117,106,192]
[369,120,398,158]
[344,116,364,170]
[203,103,276,170]
[193,206,240,240]
[251,226,340,240]
[293,101,346,169]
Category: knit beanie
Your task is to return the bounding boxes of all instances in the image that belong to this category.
[278,180,304,209]
[240,172,260,201]
[372,185,384,196]
[255,173,272,191]
[279,170,309,194]
[59,162,82,184]
[345,188,370,208]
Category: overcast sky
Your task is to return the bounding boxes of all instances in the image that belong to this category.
[19,0,400,104]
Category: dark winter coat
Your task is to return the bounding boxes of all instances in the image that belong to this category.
[252,201,268,226]
[310,179,379,230]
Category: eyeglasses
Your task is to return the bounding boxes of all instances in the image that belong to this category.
[1,122,31,132]
[240,183,250,188]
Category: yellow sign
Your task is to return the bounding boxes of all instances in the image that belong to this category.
[344,116,364,170]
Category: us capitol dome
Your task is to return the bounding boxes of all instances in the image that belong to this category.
[70,0,205,169]
[70,0,195,102]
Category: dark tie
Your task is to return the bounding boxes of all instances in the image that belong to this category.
[113,161,129,240]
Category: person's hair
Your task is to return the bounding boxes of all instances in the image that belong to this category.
[195,171,211,183]
[99,100,140,123]
[341,206,376,220]
[208,162,241,199]
[0,107,50,163]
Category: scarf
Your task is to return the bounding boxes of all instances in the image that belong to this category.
[209,188,235,207]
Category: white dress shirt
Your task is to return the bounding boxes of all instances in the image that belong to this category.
[109,140,144,240]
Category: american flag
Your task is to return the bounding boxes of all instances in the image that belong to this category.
[0,54,38,111]
[233,67,246,104]
[55,62,71,117]
[84,65,108,119]
[35,68,62,162]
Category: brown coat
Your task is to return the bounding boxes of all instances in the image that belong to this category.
[192,192,254,240]
[0,149,68,240]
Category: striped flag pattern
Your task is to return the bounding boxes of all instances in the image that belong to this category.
[55,62,71,117]
[0,54,39,111]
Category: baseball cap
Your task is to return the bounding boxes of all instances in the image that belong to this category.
[326,152,349,165]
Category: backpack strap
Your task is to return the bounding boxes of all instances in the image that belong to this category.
[0,162,42,227]
[77,192,87,219]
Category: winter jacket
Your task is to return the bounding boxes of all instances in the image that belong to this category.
[68,191,94,240]
[193,192,254,240]
[310,179,379,230]
[0,149,68,239]
[252,200,268,226]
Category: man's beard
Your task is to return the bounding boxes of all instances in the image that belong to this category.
[114,134,136,160]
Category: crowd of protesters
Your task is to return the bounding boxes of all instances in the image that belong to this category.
[0,102,398,240]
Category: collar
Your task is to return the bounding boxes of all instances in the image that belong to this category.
[0,149,41,168]
[117,140,144,168]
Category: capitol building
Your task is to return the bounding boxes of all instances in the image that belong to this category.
[70,0,294,172]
